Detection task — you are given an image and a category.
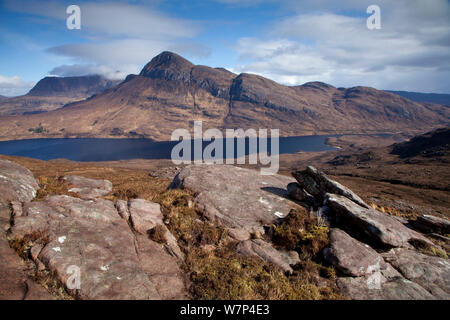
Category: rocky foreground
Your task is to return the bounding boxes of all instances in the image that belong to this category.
[0,158,449,300]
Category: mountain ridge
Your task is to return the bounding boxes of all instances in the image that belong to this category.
[386,90,450,106]
[0,51,448,141]
[0,75,120,116]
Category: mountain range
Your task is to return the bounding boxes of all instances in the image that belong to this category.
[0,75,119,116]
[386,91,450,106]
[0,51,448,141]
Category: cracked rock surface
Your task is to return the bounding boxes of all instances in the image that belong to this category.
[0,159,187,300]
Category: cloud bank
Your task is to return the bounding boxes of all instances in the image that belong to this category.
[234,0,450,92]
[0,75,35,97]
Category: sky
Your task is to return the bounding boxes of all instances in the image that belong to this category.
[0,0,449,96]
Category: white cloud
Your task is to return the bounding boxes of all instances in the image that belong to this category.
[233,0,450,92]
[48,64,136,80]
[5,0,206,80]
[0,75,35,97]
[4,1,200,40]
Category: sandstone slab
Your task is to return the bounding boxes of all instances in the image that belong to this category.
[286,182,315,205]
[126,199,183,261]
[337,276,435,300]
[325,193,433,248]
[171,165,297,240]
[0,159,38,204]
[382,248,450,299]
[129,199,163,234]
[64,175,112,199]
[235,239,294,273]
[414,214,450,235]
[323,229,386,277]
[9,195,187,299]
[292,166,368,208]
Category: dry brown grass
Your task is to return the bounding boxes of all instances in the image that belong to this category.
[369,202,418,219]
[9,230,50,260]
[271,208,330,259]
[186,244,343,300]
[147,225,167,244]
[32,270,74,300]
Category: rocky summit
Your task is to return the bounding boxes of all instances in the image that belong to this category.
[0,158,449,300]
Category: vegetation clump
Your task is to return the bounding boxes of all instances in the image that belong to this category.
[154,189,227,248]
[271,208,330,259]
[28,123,48,134]
[9,230,50,260]
[35,176,78,201]
[147,225,167,244]
[185,244,342,300]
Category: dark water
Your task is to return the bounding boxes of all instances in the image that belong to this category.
[0,136,337,162]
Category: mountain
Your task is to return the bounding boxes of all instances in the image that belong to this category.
[27,75,119,97]
[387,90,450,106]
[0,51,448,141]
[0,75,120,116]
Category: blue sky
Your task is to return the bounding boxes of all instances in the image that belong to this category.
[0,0,449,96]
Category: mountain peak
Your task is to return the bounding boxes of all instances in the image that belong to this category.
[139,51,194,81]
[27,75,118,97]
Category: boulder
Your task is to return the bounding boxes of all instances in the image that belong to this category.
[119,198,184,261]
[171,165,297,240]
[323,229,387,277]
[382,248,450,299]
[115,200,130,220]
[9,195,187,299]
[0,159,38,204]
[235,239,293,273]
[286,182,315,205]
[413,214,450,235]
[292,166,368,208]
[325,193,433,248]
[129,199,163,234]
[64,175,112,199]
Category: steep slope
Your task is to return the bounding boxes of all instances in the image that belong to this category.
[0,75,120,116]
[0,51,448,141]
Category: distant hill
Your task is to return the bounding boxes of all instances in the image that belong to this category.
[0,75,121,116]
[387,90,450,106]
[391,127,450,158]
[0,51,449,141]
